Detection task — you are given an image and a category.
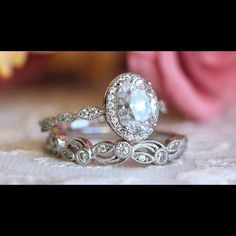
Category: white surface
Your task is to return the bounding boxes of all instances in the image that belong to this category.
[0,86,236,184]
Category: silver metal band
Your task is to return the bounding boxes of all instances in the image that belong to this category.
[39,73,187,166]
[43,117,187,166]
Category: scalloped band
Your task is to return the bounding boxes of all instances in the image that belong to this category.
[44,126,187,166]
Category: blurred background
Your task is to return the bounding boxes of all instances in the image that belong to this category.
[1,51,236,184]
[0,52,126,89]
[1,51,236,122]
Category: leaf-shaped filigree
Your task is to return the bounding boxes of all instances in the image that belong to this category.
[132,140,167,165]
[154,148,168,165]
[132,152,155,164]
[62,137,93,165]
[56,112,73,125]
[92,141,132,165]
[167,140,185,160]
[74,148,93,165]
[45,132,186,166]
[77,106,103,120]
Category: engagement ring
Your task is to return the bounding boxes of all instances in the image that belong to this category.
[40,73,187,166]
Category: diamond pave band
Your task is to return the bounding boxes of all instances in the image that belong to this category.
[40,73,187,166]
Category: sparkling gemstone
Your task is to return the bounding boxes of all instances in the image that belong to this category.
[168,141,181,153]
[115,141,132,158]
[154,149,168,165]
[98,144,107,153]
[75,149,92,165]
[138,155,146,162]
[115,76,158,136]
[78,106,103,120]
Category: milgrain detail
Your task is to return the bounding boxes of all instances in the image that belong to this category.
[39,107,103,132]
[77,106,104,120]
[46,134,186,166]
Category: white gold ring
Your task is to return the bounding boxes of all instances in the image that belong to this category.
[39,73,187,166]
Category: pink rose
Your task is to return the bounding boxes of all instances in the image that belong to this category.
[127,51,236,121]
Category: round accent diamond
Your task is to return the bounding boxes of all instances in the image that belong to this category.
[75,149,92,165]
[114,141,133,159]
[138,155,146,162]
[105,73,159,143]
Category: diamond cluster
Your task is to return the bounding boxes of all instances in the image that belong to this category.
[77,106,103,120]
[105,73,159,143]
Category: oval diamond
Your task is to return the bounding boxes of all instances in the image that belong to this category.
[105,73,159,143]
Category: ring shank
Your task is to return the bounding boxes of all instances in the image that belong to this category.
[45,117,187,166]
[53,117,187,145]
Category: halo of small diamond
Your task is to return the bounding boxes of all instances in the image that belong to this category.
[104,73,159,144]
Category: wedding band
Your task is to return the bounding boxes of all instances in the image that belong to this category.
[39,72,187,166]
